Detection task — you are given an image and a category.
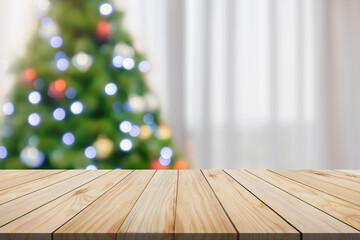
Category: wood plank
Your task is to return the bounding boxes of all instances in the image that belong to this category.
[296,170,360,192]
[202,170,299,240]
[337,170,360,176]
[0,170,132,240]
[118,170,177,240]
[0,170,64,191]
[318,170,360,184]
[0,170,84,205]
[54,170,155,240]
[0,170,37,182]
[175,170,237,240]
[273,170,360,206]
[225,170,359,240]
[0,170,108,228]
[248,170,360,231]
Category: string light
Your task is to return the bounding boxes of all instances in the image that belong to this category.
[86,164,98,170]
[99,3,113,16]
[139,61,151,73]
[119,139,132,151]
[28,113,41,126]
[2,102,14,115]
[104,83,118,96]
[72,52,93,72]
[112,55,123,68]
[50,36,63,48]
[0,146,7,159]
[84,146,97,159]
[70,101,83,115]
[62,132,75,145]
[123,57,135,70]
[119,121,132,133]
[129,125,141,137]
[160,147,173,159]
[28,91,41,104]
[53,108,66,121]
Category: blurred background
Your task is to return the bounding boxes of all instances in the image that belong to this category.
[0,0,360,169]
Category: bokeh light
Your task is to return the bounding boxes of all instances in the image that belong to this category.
[139,61,151,73]
[84,146,97,159]
[123,57,135,70]
[86,164,98,170]
[2,102,14,115]
[65,88,77,99]
[160,147,173,159]
[70,101,83,115]
[0,146,7,159]
[120,139,132,151]
[112,55,123,68]
[159,156,171,166]
[50,36,63,48]
[28,113,41,126]
[53,108,66,121]
[20,147,45,168]
[99,3,113,16]
[28,91,41,104]
[119,121,132,133]
[56,58,69,71]
[104,83,118,96]
[129,125,141,137]
[62,132,75,145]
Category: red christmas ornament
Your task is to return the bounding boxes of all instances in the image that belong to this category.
[96,21,111,42]
[48,79,66,99]
[151,159,167,170]
[23,68,36,84]
[174,160,187,169]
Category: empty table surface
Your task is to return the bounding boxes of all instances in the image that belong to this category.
[0,169,360,240]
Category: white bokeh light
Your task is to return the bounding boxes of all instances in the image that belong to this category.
[138,61,151,73]
[123,57,135,70]
[129,125,141,137]
[119,121,132,133]
[72,52,93,72]
[84,146,97,159]
[159,156,171,166]
[56,58,69,71]
[53,108,66,121]
[120,139,132,151]
[0,146,7,159]
[99,3,113,16]
[28,91,41,104]
[86,164,98,170]
[62,132,75,145]
[28,113,41,126]
[160,147,173,159]
[104,83,118,96]
[112,55,123,68]
[3,102,14,115]
[70,101,83,115]
[50,36,62,48]
[20,147,45,168]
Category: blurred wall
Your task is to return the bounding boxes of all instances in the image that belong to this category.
[1,0,360,169]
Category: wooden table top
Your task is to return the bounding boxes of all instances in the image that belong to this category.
[0,170,360,240]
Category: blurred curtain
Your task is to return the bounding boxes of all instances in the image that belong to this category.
[1,0,360,169]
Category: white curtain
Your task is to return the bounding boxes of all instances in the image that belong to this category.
[1,0,360,169]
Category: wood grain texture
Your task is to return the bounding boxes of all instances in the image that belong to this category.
[0,170,64,191]
[296,170,360,192]
[337,170,360,176]
[54,170,155,240]
[0,170,107,228]
[1,170,360,240]
[225,170,359,240]
[0,170,84,205]
[202,170,299,240]
[273,170,360,206]
[118,170,177,240]
[175,170,237,240]
[248,170,360,231]
[0,170,130,240]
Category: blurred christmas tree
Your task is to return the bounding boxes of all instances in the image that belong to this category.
[0,0,187,170]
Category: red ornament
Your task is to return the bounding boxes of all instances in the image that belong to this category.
[96,21,111,42]
[23,68,36,84]
[174,160,188,170]
[151,160,167,170]
[48,79,66,99]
